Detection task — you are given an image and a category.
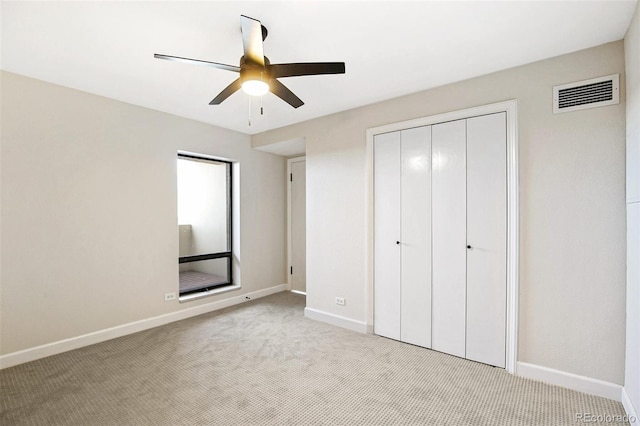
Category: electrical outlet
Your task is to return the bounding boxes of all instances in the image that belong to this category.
[335,297,345,306]
[164,292,176,302]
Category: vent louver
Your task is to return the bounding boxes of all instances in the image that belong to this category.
[553,74,619,114]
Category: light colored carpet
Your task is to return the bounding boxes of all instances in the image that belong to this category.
[179,270,227,293]
[0,292,628,425]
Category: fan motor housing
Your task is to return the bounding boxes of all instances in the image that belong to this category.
[240,56,271,85]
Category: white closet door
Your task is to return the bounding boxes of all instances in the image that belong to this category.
[466,112,507,368]
[373,132,401,340]
[291,159,307,293]
[431,119,467,358]
[400,126,432,348]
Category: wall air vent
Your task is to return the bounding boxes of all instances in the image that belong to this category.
[553,74,619,114]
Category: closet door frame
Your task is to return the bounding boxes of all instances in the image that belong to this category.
[365,99,519,374]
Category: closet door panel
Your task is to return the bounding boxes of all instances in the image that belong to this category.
[466,112,507,368]
[373,132,402,340]
[431,119,467,358]
[400,126,432,348]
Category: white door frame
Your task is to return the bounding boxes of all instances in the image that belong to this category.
[287,156,306,294]
[365,100,519,373]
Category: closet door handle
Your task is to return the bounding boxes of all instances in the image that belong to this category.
[467,245,472,250]
[396,241,401,245]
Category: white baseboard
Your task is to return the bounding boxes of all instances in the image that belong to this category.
[0,284,287,370]
[517,361,622,401]
[622,387,639,422]
[304,307,368,333]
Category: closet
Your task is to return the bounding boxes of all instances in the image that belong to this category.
[373,112,507,368]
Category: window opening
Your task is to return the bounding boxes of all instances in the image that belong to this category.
[177,154,232,295]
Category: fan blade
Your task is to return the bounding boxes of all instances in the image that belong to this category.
[209,78,242,105]
[270,62,345,78]
[270,79,304,108]
[154,54,240,73]
[240,15,265,66]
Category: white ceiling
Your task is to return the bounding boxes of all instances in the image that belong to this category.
[1,1,637,135]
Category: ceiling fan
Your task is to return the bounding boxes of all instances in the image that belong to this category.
[154,15,346,108]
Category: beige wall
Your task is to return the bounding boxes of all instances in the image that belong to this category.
[253,42,627,385]
[0,71,286,355]
[625,1,640,414]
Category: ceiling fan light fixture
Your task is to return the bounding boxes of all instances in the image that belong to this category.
[155,15,344,107]
[241,79,269,96]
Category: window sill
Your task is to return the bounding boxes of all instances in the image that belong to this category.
[179,284,241,303]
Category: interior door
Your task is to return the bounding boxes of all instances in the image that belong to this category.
[291,159,306,293]
[373,131,402,340]
[400,126,432,348]
[431,119,467,358]
[465,112,507,367]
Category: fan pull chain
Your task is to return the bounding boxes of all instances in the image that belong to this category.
[247,96,266,127]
